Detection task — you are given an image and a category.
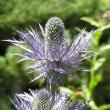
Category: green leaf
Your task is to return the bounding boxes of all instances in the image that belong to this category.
[99,45,110,53]
[92,58,105,71]
[81,17,103,27]
[93,30,103,46]
[89,74,102,92]
[0,57,6,69]
[98,104,110,110]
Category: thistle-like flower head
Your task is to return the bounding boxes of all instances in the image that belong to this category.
[13,89,89,110]
[7,17,93,91]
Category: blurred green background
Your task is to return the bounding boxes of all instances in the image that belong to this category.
[0,0,110,110]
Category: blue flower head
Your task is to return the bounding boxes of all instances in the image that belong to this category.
[7,17,93,91]
[13,89,89,110]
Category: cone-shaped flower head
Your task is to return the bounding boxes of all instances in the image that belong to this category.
[32,89,51,110]
[45,17,64,38]
[6,17,94,92]
[45,17,64,45]
[13,89,89,110]
[45,17,65,61]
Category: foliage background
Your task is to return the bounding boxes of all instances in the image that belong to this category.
[0,0,110,110]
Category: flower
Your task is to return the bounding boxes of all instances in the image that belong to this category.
[12,89,89,110]
[6,17,93,91]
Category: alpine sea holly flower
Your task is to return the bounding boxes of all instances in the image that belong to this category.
[13,89,89,110]
[6,17,93,92]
